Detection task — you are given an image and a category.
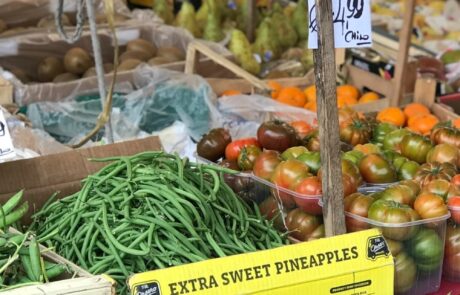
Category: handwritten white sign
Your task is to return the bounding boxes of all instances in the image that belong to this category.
[0,110,15,160]
[308,0,373,49]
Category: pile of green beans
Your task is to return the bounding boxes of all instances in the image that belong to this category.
[32,151,287,293]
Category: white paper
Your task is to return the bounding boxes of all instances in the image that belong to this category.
[0,110,15,160]
[308,0,373,49]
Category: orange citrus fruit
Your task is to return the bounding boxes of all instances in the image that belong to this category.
[358,92,379,104]
[377,107,406,127]
[277,87,307,107]
[403,103,430,118]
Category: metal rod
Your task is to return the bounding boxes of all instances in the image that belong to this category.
[85,0,114,143]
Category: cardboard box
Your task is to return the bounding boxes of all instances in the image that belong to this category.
[0,135,162,222]
[128,229,394,295]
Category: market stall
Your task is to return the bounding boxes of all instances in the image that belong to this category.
[0,0,459,294]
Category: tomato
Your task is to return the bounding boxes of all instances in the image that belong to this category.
[399,180,421,196]
[297,151,321,175]
[414,162,457,187]
[400,133,433,164]
[338,107,361,126]
[383,129,411,152]
[259,196,285,230]
[342,158,363,186]
[373,122,398,144]
[378,184,417,206]
[339,119,372,146]
[342,173,358,197]
[414,193,448,219]
[359,154,397,184]
[397,160,420,181]
[281,146,308,160]
[290,121,313,139]
[431,126,460,149]
[295,176,322,195]
[294,176,322,215]
[237,145,262,170]
[451,174,460,188]
[443,223,460,280]
[302,129,320,151]
[285,208,323,241]
[368,199,420,240]
[392,156,408,171]
[385,239,403,256]
[382,150,402,163]
[271,160,311,208]
[426,143,460,168]
[394,251,417,294]
[343,193,375,232]
[421,179,460,202]
[253,150,282,181]
[407,228,444,272]
[448,196,460,224]
[342,150,364,166]
[225,138,260,161]
[353,143,381,155]
[197,128,231,162]
[257,120,298,152]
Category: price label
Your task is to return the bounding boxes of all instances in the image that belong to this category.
[0,110,15,160]
[308,0,373,49]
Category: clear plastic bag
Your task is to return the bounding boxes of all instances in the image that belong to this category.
[26,65,219,144]
[215,94,317,138]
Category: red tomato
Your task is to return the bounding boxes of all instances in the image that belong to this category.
[295,176,322,195]
[448,196,460,224]
[290,121,313,139]
[452,174,460,188]
[225,138,260,161]
[271,160,311,208]
[294,176,323,215]
[443,223,460,281]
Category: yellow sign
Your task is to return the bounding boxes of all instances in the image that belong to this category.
[128,229,394,295]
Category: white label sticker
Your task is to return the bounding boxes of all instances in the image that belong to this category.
[308,0,373,49]
[0,110,15,160]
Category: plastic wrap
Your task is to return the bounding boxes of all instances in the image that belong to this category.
[215,94,317,138]
[0,105,69,162]
[0,23,230,105]
[0,0,132,37]
[26,65,219,144]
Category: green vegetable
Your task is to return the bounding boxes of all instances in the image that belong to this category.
[33,151,287,293]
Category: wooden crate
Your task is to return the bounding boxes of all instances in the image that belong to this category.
[2,229,114,295]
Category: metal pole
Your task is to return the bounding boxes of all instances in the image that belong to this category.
[85,0,114,143]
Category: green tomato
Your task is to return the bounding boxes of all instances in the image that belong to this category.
[400,134,434,164]
[237,145,262,170]
[297,151,321,175]
[342,150,364,165]
[393,156,408,171]
[281,146,309,160]
[373,122,398,144]
[394,251,417,294]
[383,129,411,152]
[398,160,420,181]
[359,154,397,184]
[406,228,444,272]
[368,199,420,241]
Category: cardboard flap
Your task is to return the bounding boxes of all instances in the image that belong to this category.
[0,136,162,221]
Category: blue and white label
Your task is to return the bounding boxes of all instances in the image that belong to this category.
[308,0,373,49]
